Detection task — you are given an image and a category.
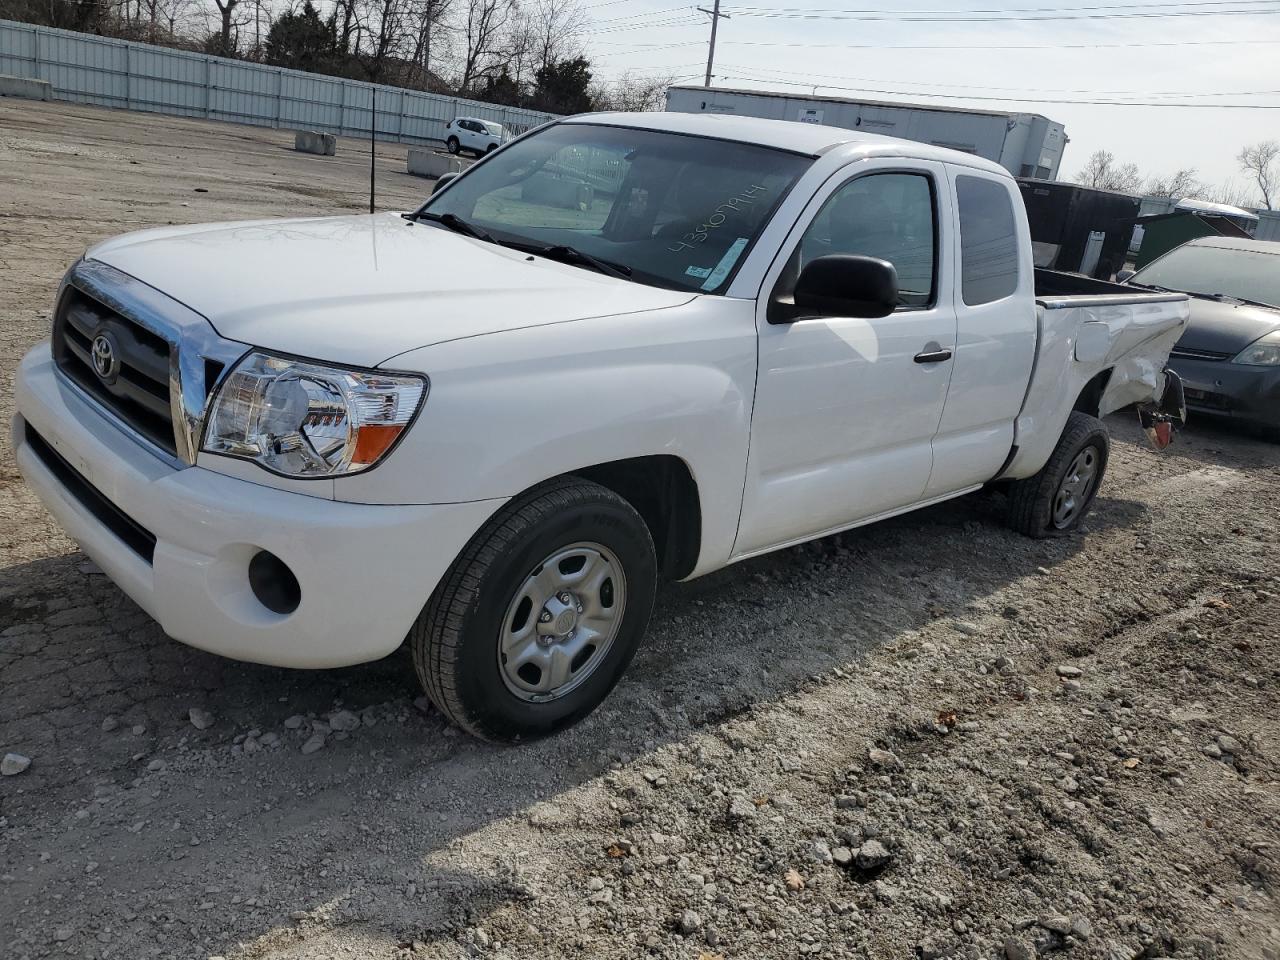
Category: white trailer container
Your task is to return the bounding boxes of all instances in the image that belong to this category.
[665,85,1067,180]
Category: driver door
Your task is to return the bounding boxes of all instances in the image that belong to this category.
[734,160,959,557]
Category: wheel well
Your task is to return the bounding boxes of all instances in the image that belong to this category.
[570,456,702,581]
[1073,368,1113,418]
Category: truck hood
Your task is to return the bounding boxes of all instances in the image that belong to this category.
[1174,296,1280,356]
[86,213,694,367]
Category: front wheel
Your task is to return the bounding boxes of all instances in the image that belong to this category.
[445,136,460,154]
[1007,411,1110,538]
[411,478,657,742]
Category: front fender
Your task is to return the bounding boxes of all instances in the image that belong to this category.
[334,299,759,575]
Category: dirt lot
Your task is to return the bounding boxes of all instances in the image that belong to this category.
[2,100,1280,960]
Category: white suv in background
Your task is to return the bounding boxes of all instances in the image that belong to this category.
[445,117,505,156]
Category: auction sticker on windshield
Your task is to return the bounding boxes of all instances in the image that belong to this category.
[702,238,749,291]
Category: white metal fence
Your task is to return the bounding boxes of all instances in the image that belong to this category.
[0,19,556,145]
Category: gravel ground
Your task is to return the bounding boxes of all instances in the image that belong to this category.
[2,100,1279,960]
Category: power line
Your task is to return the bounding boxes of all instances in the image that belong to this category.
[590,18,703,35]
[730,0,1280,12]
[714,66,1280,107]
[589,5,696,26]
[717,37,1280,49]
[728,7,1280,21]
[727,62,1280,98]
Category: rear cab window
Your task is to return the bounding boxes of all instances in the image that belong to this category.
[955,175,1020,305]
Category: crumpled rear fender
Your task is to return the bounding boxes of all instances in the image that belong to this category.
[1000,294,1189,480]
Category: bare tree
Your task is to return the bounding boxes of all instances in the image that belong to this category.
[211,0,244,55]
[592,72,672,112]
[407,0,453,87]
[1073,150,1143,193]
[457,0,512,94]
[332,0,360,57]
[1144,168,1200,200]
[505,9,538,91]
[1237,140,1278,210]
[1202,178,1258,209]
[357,0,412,81]
[529,0,584,73]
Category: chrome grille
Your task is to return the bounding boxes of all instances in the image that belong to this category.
[51,259,248,467]
[1169,346,1233,362]
[53,287,177,455]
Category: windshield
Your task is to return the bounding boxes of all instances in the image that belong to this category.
[421,122,812,293]
[1133,244,1280,308]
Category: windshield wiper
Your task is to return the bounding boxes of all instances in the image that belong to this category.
[512,243,633,280]
[417,211,496,244]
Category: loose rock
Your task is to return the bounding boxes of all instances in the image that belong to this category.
[188,707,214,730]
[679,909,703,935]
[2,753,31,776]
[868,747,900,768]
[328,710,360,732]
[856,839,892,870]
[727,795,756,820]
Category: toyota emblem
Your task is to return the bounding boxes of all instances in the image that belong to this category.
[90,334,119,382]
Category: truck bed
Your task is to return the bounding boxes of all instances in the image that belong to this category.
[1033,267,1179,307]
[1002,268,1191,480]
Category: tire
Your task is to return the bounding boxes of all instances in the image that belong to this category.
[485,143,498,154]
[446,136,460,155]
[410,478,657,742]
[1007,411,1110,538]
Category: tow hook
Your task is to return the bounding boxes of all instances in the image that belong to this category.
[1138,368,1187,451]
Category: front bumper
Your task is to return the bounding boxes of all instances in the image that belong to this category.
[14,345,504,668]
[1168,356,1280,429]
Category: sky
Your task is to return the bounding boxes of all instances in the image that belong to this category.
[577,0,1280,202]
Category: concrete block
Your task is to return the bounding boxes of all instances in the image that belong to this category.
[0,75,51,101]
[294,130,336,156]
[407,147,468,179]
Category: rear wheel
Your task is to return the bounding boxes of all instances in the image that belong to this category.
[1007,412,1109,538]
[446,135,460,154]
[410,478,657,742]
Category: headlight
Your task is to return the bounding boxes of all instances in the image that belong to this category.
[202,352,427,477]
[1232,330,1280,366]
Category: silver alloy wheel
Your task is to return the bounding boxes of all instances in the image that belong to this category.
[1052,444,1100,529]
[498,542,627,703]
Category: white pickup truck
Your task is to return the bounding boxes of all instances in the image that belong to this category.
[14,112,1189,741]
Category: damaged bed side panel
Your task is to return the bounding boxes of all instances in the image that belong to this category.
[999,294,1189,481]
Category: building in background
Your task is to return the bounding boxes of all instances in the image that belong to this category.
[665,85,1068,180]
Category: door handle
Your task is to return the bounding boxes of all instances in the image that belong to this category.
[914,347,953,364]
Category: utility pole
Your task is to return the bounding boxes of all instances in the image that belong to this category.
[698,0,729,88]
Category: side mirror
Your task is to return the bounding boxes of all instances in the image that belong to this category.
[432,171,459,195]
[1116,269,1136,284]
[788,254,898,320]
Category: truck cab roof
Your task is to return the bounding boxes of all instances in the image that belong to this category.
[564,111,1013,177]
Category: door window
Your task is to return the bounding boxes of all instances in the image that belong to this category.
[955,175,1020,305]
[781,172,937,308]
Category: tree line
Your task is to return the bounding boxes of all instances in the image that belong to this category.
[0,0,672,114]
[1074,142,1278,211]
